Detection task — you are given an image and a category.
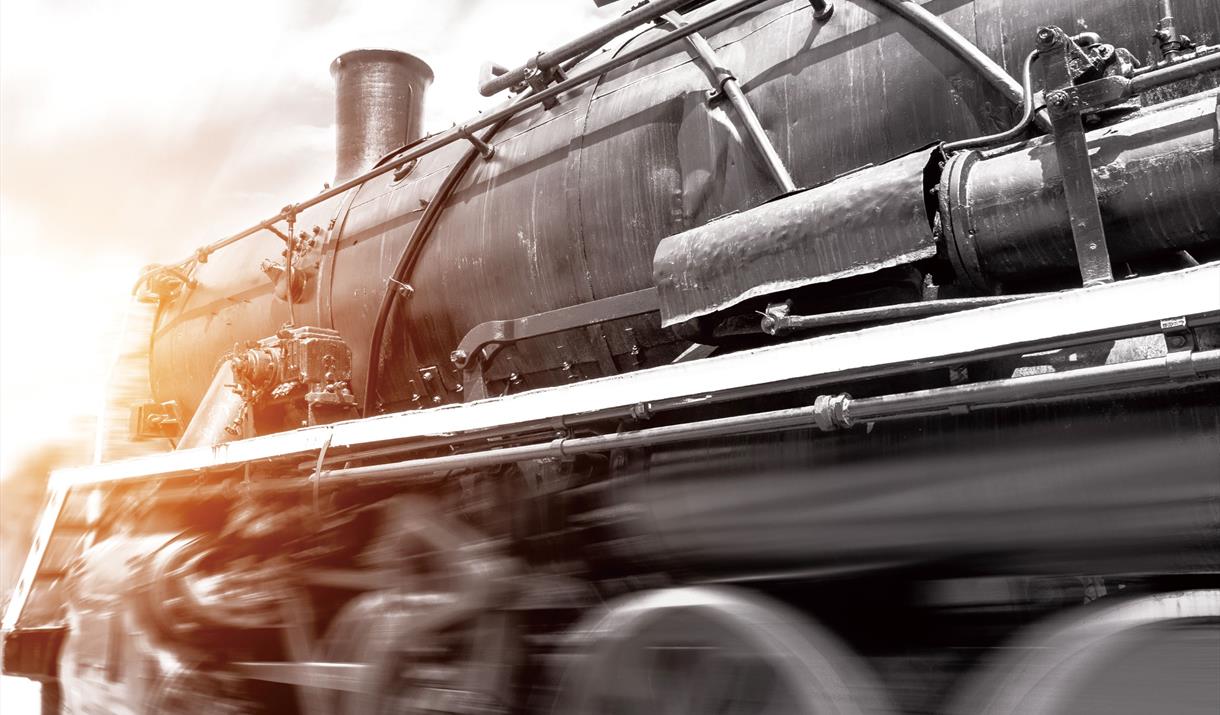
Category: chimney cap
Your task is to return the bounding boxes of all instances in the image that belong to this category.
[330,49,434,85]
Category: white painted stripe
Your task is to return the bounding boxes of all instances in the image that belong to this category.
[50,263,1220,489]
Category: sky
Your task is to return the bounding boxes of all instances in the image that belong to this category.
[0,0,621,479]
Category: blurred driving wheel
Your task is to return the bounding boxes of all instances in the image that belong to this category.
[552,586,895,715]
[947,589,1220,715]
[146,668,257,715]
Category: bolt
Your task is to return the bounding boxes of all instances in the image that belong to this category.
[1168,335,1187,348]
[1036,27,1057,46]
[809,0,834,22]
[422,370,434,382]
[1047,91,1070,108]
[397,283,414,299]
[450,349,468,366]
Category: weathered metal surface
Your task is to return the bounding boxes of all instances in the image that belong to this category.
[49,263,1220,489]
[453,288,658,369]
[942,89,1220,290]
[653,150,936,326]
[1040,26,1116,286]
[148,0,1220,423]
[331,49,433,183]
[615,389,1220,576]
[662,10,798,193]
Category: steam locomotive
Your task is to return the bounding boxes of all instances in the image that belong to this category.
[5,0,1219,713]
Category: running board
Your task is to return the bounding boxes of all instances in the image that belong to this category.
[3,263,1218,635]
[46,264,1220,489]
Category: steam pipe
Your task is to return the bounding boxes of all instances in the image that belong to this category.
[942,50,1041,152]
[848,349,1220,424]
[1131,49,1220,92]
[479,0,698,97]
[762,294,1038,335]
[308,350,1219,485]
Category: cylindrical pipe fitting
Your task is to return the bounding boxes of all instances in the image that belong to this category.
[176,361,243,449]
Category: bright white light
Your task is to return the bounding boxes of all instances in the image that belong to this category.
[0,1,617,480]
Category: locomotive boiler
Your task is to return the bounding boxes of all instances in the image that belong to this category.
[5,1,1220,713]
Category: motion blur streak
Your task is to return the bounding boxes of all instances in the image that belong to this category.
[2,0,1219,713]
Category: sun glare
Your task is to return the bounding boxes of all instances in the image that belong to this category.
[0,200,137,480]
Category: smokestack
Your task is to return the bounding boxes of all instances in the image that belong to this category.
[330,49,433,184]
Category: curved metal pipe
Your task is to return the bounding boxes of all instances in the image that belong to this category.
[943,51,1041,152]
[873,0,1052,133]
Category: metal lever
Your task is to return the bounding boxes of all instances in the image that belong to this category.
[1037,26,1114,287]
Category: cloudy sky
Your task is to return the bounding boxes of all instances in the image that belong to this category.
[0,0,620,477]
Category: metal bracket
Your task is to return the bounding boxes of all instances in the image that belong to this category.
[413,364,462,407]
[459,127,495,160]
[524,58,560,109]
[131,399,184,440]
[1036,26,1114,287]
[1160,316,1198,379]
[809,0,834,22]
[451,288,659,371]
[452,288,659,399]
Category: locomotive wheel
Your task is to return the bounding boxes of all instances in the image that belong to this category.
[146,667,258,714]
[947,590,1220,715]
[551,586,896,714]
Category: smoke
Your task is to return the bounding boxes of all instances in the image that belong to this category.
[0,0,616,259]
[0,0,616,479]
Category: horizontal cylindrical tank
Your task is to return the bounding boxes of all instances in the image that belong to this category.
[150,0,1220,423]
[942,89,1220,291]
